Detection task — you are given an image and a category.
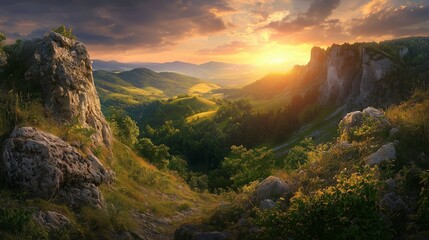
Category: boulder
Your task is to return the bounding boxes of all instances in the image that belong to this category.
[174,225,228,240]
[259,199,276,210]
[380,192,407,213]
[339,107,390,141]
[1,127,114,208]
[385,178,397,192]
[389,128,400,139]
[366,143,396,166]
[33,211,71,230]
[254,176,291,202]
[24,32,112,148]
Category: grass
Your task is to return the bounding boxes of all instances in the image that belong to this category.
[0,91,220,238]
[186,110,218,122]
[188,83,220,94]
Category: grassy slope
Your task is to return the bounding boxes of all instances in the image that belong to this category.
[94,69,220,104]
[0,99,219,239]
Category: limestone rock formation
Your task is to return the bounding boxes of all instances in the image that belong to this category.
[174,224,228,240]
[33,211,71,230]
[339,107,391,141]
[1,127,114,208]
[366,143,397,166]
[24,32,112,147]
[318,44,395,108]
[254,176,291,203]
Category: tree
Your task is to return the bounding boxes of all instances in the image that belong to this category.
[107,107,139,147]
[136,138,170,169]
[221,145,275,188]
[52,25,76,40]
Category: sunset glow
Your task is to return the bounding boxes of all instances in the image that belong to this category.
[1,0,429,71]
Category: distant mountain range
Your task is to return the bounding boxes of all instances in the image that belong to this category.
[92,60,264,87]
[93,68,219,105]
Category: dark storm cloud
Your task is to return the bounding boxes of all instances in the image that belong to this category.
[266,0,341,33]
[0,0,233,49]
[351,4,429,37]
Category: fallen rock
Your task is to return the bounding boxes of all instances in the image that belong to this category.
[259,199,276,210]
[1,127,114,208]
[385,178,396,192]
[254,176,291,203]
[174,224,228,240]
[366,143,396,166]
[33,211,71,230]
[339,107,390,141]
[380,192,407,213]
[24,32,112,148]
[389,128,400,139]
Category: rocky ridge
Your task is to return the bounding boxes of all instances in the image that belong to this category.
[24,32,112,148]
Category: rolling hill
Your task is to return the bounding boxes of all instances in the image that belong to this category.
[93,68,220,105]
[93,60,264,87]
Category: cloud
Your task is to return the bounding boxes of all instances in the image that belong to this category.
[266,0,340,33]
[0,0,233,50]
[197,41,255,55]
[351,1,429,37]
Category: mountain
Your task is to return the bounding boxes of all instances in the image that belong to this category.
[93,68,220,104]
[93,59,263,87]
[226,37,429,111]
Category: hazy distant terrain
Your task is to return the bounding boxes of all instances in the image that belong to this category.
[93,60,264,87]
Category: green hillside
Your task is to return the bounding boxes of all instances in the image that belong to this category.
[94,68,220,105]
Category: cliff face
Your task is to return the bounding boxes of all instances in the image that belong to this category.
[24,32,112,148]
[317,44,395,108]
[310,44,400,107]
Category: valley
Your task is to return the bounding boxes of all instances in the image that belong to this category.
[0,22,429,240]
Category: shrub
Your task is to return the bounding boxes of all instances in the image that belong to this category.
[52,25,76,40]
[221,146,275,188]
[256,166,390,240]
[283,137,315,169]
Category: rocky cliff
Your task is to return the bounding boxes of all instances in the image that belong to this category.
[230,37,429,111]
[23,32,112,148]
[1,127,114,208]
[318,44,397,108]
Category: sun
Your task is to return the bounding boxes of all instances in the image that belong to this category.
[251,42,312,67]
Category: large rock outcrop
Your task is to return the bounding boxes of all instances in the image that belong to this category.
[339,107,391,141]
[1,127,114,208]
[24,32,112,147]
[319,45,395,107]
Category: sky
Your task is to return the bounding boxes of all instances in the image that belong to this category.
[1,0,429,70]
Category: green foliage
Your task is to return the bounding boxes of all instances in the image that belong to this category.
[221,146,275,188]
[415,170,429,228]
[136,138,170,169]
[256,166,390,240]
[52,25,76,40]
[284,137,315,169]
[168,155,188,176]
[0,92,19,137]
[107,107,139,147]
[65,124,96,147]
[351,115,389,142]
[0,207,48,239]
[188,172,209,192]
[0,32,5,45]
